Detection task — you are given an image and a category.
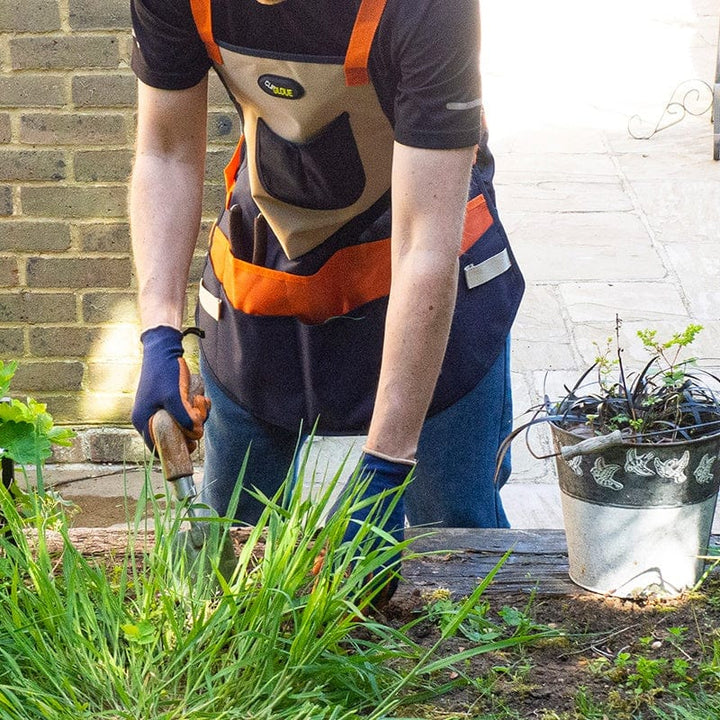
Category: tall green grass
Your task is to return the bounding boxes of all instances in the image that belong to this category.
[0,454,546,720]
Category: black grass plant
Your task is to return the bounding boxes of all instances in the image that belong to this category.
[548,321,720,444]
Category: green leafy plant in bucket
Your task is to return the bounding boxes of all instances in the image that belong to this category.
[549,319,720,444]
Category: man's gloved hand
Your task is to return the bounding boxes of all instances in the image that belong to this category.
[131,325,210,452]
[335,449,415,606]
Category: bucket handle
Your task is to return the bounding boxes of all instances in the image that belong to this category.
[560,429,625,460]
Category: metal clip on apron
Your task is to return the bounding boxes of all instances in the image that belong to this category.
[191,0,525,434]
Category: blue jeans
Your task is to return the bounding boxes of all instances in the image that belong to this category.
[199,338,512,528]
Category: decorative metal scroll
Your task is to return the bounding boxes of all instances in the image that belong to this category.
[627,79,713,140]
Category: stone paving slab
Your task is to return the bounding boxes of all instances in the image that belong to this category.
[489,0,720,497]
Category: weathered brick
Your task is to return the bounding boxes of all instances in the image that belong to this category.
[19,113,127,146]
[205,149,235,181]
[86,360,140,394]
[48,433,87,463]
[0,149,66,181]
[0,75,65,109]
[207,112,241,143]
[80,324,140,360]
[10,35,120,71]
[0,221,71,252]
[74,149,132,182]
[0,0,61,32]
[0,291,76,323]
[0,257,19,287]
[118,34,135,68]
[72,73,136,108]
[10,361,84,392]
[207,75,234,107]
[82,292,138,324]
[78,223,130,252]
[76,392,134,425]
[26,257,132,289]
[29,326,103,358]
[31,394,82,424]
[83,426,145,462]
[0,187,11,216]
[202,185,225,215]
[0,328,24,355]
[188,254,206,284]
[185,289,199,327]
[21,185,127,219]
[68,0,131,30]
[0,114,11,143]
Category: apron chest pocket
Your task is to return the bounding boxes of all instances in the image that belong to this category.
[255,112,366,210]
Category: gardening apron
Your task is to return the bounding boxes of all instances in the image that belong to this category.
[192,0,525,433]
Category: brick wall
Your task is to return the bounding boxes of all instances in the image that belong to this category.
[0,0,237,458]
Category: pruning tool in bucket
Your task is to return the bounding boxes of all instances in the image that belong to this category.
[149,380,236,583]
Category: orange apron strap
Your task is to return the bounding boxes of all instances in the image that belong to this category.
[209,195,494,323]
[223,137,245,208]
[189,0,224,65]
[460,194,493,254]
[344,0,389,86]
[210,226,392,324]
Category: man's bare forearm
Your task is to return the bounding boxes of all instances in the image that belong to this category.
[130,155,204,330]
[130,80,208,331]
[367,245,459,460]
[366,143,475,461]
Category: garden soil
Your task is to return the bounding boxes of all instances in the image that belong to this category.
[384,580,720,718]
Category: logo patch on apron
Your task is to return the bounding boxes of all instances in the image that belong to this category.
[258,74,305,100]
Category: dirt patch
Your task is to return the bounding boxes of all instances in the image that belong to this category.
[64,494,145,528]
[384,581,720,718]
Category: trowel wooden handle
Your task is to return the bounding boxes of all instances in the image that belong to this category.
[150,409,194,482]
[149,373,205,482]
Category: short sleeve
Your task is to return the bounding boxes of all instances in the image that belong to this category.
[375,0,483,149]
[130,0,212,90]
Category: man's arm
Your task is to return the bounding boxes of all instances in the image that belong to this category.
[130,78,209,331]
[365,142,475,462]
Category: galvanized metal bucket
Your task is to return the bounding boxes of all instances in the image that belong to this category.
[552,425,720,598]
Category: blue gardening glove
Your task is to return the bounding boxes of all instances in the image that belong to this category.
[332,449,414,606]
[131,326,210,452]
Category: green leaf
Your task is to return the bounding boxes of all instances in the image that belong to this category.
[0,394,75,465]
[121,619,157,646]
[0,398,34,425]
[47,426,76,447]
[0,361,17,399]
[0,421,52,465]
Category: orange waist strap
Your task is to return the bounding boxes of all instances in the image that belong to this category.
[210,193,493,324]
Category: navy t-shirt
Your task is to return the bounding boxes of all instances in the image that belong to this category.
[130,0,486,151]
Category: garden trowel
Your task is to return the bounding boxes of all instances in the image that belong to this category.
[150,402,236,584]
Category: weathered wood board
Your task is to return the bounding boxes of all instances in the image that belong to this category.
[401,528,720,598]
[402,528,578,597]
[18,525,720,599]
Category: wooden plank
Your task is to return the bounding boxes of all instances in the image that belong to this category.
[21,526,257,557]
[401,528,577,597]
[399,529,720,598]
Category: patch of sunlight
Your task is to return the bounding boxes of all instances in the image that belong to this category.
[481,0,701,138]
[80,297,140,423]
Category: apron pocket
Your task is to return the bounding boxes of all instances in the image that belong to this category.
[256,112,366,210]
